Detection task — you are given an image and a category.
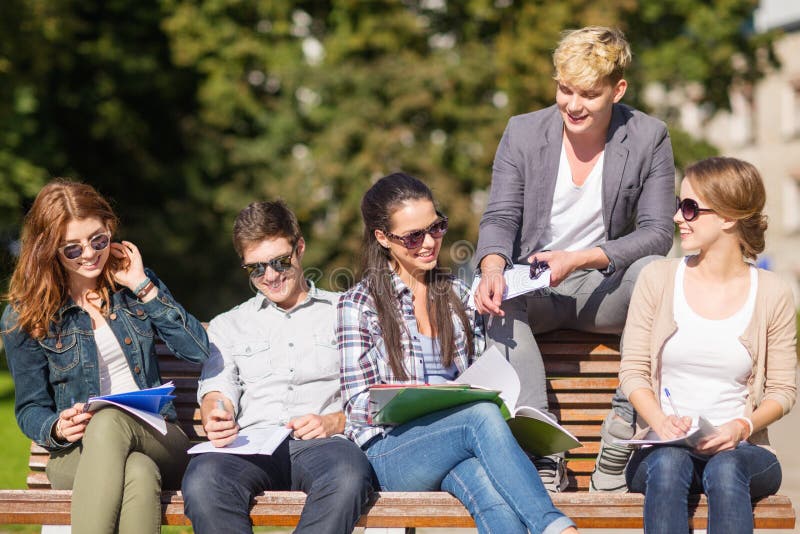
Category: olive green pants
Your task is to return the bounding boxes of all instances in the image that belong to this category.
[46,407,190,534]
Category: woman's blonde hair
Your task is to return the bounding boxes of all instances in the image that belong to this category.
[553,26,631,88]
[685,157,768,260]
[5,179,126,338]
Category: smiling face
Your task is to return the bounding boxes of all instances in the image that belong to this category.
[674,178,735,254]
[242,236,307,310]
[555,78,626,138]
[376,198,443,284]
[57,217,111,287]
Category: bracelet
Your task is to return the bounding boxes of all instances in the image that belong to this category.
[133,278,151,295]
[734,417,753,440]
[54,418,64,440]
[135,280,155,299]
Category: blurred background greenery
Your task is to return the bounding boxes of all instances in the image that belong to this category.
[0,1,784,530]
[0,0,775,318]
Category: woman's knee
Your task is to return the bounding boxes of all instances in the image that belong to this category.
[83,407,134,443]
[702,451,749,493]
[124,452,161,492]
[642,447,694,492]
[462,402,506,428]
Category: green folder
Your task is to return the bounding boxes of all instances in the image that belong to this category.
[370,385,506,425]
[506,408,582,456]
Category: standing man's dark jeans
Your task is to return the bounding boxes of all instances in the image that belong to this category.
[182,436,374,534]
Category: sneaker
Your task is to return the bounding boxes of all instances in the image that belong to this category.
[532,454,569,493]
[589,412,634,493]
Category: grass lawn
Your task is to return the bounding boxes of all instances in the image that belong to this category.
[0,371,31,489]
[0,367,40,533]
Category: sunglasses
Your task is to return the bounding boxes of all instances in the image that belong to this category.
[676,197,715,222]
[58,232,111,260]
[530,258,549,280]
[384,216,449,249]
[242,248,295,279]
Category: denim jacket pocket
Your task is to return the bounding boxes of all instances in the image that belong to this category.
[38,334,79,373]
[232,341,271,382]
[119,305,154,338]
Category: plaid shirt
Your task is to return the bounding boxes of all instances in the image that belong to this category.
[337,271,484,447]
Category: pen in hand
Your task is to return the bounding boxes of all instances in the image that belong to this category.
[664,388,692,438]
[664,388,680,417]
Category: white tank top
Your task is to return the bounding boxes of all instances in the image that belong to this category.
[94,324,140,396]
[659,257,756,426]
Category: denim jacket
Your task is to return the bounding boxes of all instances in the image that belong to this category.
[1,269,209,451]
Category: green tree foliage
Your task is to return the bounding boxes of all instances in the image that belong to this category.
[0,0,774,319]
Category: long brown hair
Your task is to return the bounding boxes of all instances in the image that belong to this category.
[360,172,473,380]
[5,179,125,338]
[685,157,768,260]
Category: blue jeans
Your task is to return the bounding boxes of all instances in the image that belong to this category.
[182,436,374,534]
[365,402,575,534]
[626,442,782,534]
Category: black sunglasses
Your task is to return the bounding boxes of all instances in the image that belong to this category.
[59,232,111,260]
[384,215,448,249]
[676,197,715,222]
[530,258,549,280]
[242,248,295,279]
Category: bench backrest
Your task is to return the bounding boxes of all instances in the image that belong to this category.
[27,330,620,491]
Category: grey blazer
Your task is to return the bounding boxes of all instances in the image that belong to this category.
[476,103,675,274]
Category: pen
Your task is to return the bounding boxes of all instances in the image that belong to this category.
[664,388,681,417]
[215,399,227,413]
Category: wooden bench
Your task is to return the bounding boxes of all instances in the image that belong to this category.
[0,331,795,530]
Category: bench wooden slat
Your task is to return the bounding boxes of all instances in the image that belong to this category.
[548,377,618,390]
[1,490,793,529]
[545,361,623,374]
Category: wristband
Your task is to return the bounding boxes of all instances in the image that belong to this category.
[135,280,155,299]
[734,417,753,440]
[133,278,151,295]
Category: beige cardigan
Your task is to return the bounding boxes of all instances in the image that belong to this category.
[619,258,798,447]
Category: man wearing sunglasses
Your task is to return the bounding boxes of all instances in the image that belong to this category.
[475,27,675,493]
[181,200,374,534]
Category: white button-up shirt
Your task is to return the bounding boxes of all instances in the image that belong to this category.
[198,282,341,431]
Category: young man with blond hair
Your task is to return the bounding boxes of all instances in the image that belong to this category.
[475,26,675,492]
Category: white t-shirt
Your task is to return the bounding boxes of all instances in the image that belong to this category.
[536,143,606,253]
[95,324,140,396]
[658,257,756,427]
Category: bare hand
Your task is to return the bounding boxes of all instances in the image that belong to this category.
[474,271,506,316]
[287,413,340,440]
[695,420,745,455]
[475,255,507,316]
[204,408,239,448]
[56,403,92,443]
[109,241,148,291]
[528,250,575,287]
[654,414,692,440]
